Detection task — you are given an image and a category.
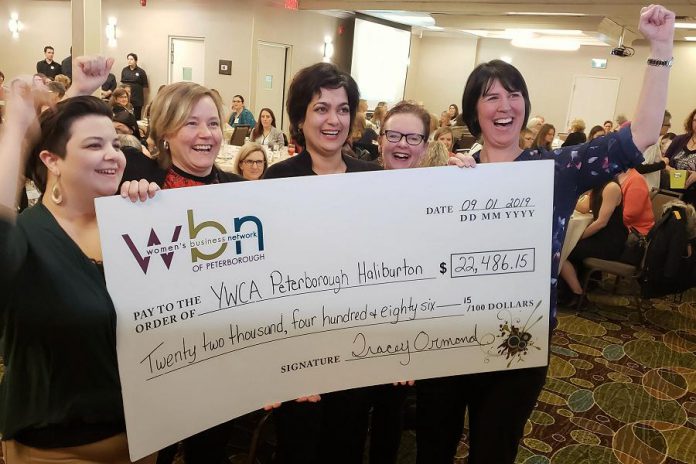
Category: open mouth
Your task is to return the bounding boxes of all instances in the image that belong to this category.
[392,152,411,161]
[95,168,117,175]
[192,144,213,152]
[321,130,340,137]
[493,117,513,127]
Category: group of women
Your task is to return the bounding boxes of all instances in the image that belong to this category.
[0,4,675,464]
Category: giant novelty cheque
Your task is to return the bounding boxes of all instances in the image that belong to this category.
[96,160,553,460]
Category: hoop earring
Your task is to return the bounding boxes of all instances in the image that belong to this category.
[163,140,169,150]
[50,179,63,205]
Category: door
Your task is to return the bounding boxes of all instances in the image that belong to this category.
[169,37,205,85]
[255,42,290,130]
[566,76,620,132]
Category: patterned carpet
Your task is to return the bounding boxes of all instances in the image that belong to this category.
[446,283,696,464]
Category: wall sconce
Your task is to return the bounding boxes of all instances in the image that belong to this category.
[105,17,117,47]
[323,37,334,63]
[8,12,23,39]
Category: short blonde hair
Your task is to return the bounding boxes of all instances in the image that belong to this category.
[570,118,586,132]
[420,140,449,168]
[149,82,225,169]
[233,142,267,176]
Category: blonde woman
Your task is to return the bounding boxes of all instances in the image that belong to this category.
[233,142,268,180]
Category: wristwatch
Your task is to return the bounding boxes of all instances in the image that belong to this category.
[647,57,673,67]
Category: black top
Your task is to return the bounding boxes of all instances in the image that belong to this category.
[562,131,587,148]
[120,66,149,106]
[36,60,62,79]
[102,73,117,92]
[263,150,381,179]
[0,204,125,447]
[61,55,72,79]
[120,147,244,187]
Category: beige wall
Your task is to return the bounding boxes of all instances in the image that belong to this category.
[405,34,478,118]
[0,1,72,79]
[0,0,344,117]
[405,34,695,135]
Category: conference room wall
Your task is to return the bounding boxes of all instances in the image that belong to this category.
[404,35,478,118]
[0,1,72,80]
[0,0,345,116]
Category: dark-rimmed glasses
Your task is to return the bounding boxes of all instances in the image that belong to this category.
[242,159,264,167]
[383,130,425,146]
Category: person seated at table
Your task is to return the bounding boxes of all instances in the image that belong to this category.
[251,107,285,148]
[228,94,255,128]
[519,128,534,149]
[662,108,696,203]
[588,125,605,141]
[233,142,267,180]
[617,168,655,235]
[562,118,587,147]
[0,56,157,464]
[532,123,555,150]
[432,126,455,155]
[371,104,386,132]
[109,87,133,116]
[113,109,141,140]
[560,179,627,300]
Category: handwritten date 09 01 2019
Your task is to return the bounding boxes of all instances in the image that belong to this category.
[425,197,535,216]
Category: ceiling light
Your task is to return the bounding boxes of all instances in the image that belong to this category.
[511,37,581,51]
[425,26,444,31]
[506,28,584,37]
[685,36,696,41]
[675,22,696,29]
[363,11,435,27]
[8,12,23,39]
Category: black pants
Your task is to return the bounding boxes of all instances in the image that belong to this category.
[274,385,407,464]
[416,366,548,464]
[156,419,236,464]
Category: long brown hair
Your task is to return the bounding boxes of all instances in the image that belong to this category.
[251,108,277,140]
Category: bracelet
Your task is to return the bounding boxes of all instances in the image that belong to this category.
[647,57,673,67]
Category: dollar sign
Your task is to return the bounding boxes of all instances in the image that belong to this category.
[440,262,447,274]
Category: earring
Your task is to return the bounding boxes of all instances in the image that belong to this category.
[50,179,63,205]
[163,140,169,150]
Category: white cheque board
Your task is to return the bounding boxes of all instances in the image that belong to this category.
[96,160,554,460]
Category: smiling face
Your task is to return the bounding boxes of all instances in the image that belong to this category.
[603,121,613,133]
[302,87,350,159]
[260,110,273,130]
[380,112,427,170]
[448,105,457,118]
[55,115,125,199]
[167,96,222,177]
[116,93,129,107]
[476,79,525,153]
[239,150,266,180]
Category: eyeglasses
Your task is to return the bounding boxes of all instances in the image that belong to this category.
[383,130,425,146]
[242,159,264,167]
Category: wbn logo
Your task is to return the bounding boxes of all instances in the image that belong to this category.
[122,210,264,274]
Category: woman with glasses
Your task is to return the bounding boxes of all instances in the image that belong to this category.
[227,94,255,128]
[417,5,674,464]
[120,80,244,464]
[663,108,696,196]
[251,107,285,148]
[233,142,268,180]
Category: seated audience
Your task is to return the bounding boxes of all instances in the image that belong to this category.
[588,125,605,140]
[233,142,268,180]
[526,116,543,135]
[228,94,255,127]
[251,107,284,148]
[617,168,655,234]
[447,104,459,126]
[561,180,626,300]
[432,126,455,155]
[519,128,534,149]
[562,118,587,147]
[532,123,555,150]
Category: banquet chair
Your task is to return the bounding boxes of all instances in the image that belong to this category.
[577,258,643,311]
